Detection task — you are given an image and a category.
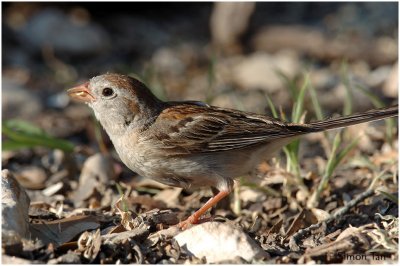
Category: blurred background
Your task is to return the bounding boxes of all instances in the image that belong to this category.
[3,2,398,123]
[1,3,398,263]
[2,1,398,164]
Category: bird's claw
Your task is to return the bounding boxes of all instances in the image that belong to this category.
[177,215,213,230]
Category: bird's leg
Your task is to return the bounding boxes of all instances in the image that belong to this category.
[211,186,230,212]
[178,190,230,229]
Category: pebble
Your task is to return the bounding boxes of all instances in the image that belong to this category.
[2,77,42,120]
[1,169,31,243]
[228,51,300,93]
[15,166,47,190]
[174,222,269,263]
[383,62,398,98]
[73,153,116,204]
[210,2,255,53]
[19,8,110,55]
[240,187,267,204]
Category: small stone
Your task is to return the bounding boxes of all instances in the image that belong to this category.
[174,222,269,263]
[230,51,300,93]
[48,251,81,264]
[15,166,47,190]
[240,187,266,203]
[211,90,271,113]
[153,187,183,208]
[2,169,31,243]
[19,8,110,55]
[383,63,398,98]
[151,47,186,75]
[2,77,42,120]
[2,254,32,264]
[367,65,391,87]
[210,2,255,53]
[42,182,64,197]
[73,153,116,205]
[80,153,116,185]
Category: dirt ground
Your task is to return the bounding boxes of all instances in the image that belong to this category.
[2,2,398,264]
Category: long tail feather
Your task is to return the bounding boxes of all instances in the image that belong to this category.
[307,105,398,132]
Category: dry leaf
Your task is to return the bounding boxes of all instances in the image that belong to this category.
[311,208,331,222]
[114,195,136,231]
[78,229,101,261]
[284,209,318,239]
[30,215,100,247]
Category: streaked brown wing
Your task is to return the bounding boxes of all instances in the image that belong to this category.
[145,103,316,155]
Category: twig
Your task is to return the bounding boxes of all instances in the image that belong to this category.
[289,189,375,251]
[331,189,375,219]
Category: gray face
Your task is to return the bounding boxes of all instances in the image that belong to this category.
[79,73,163,138]
[87,75,138,136]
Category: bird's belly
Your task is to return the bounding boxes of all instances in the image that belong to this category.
[113,139,218,189]
[113,136,294,190]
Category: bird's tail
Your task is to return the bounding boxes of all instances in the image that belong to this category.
[307,105,398,132]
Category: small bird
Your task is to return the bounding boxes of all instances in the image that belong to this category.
[68,73,398,228]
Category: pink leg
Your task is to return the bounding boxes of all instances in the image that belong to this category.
[178,190,230,229]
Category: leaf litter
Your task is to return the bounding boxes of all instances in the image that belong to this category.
[1,3,398,263]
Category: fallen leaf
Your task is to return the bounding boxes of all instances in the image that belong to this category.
[78,229,101,261]
[30,215,100,247]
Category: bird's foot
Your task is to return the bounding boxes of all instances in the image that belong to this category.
[177,215,213,230]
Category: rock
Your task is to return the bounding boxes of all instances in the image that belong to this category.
[331,83,373,111]
[19,8,109,55]
[383,62,398,98]
[14,166,47,190]
[252,25,397,66]
[73,153,116,205]
[2,169,31,243]
[174,222,269,263]
[48,251,81,264]
[80,153,116,185]
[108,16,170,56]
[2,255,32,264]
[367,65,391,88]
[42,181,65,197]
[154,187,183,208]
[151,47,186,76]
[240,187,266,204]
[46,91,71,109]
[211,90,272,113]
[229,51,300,93]
[2,77,42,120]
[310,69,338,91]
[41,149,78,184]
[210,2,255,53]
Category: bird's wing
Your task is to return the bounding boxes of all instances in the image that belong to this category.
[144,104,315,155]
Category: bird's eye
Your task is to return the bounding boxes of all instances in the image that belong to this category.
[102,87,114,97]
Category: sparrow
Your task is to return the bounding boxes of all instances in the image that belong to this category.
[68,73,398,228]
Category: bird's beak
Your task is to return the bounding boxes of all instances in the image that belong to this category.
[67,82,95,103]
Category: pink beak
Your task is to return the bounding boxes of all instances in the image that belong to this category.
[67,82,95,103]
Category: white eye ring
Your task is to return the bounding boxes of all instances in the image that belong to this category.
[102,87,116,98]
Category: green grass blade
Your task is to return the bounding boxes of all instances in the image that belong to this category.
[4,119,45,135]
[2,140,39,151]
[331,135,361,172]
[308,83,324,121]
[340,61,353,116]
[324,132,341,179]
[377,190,399,205]
[292,73,310,123]
[307,132,359,208]
[354,84,396,145]
[264,93,279,119]
[2,120,74,152]
[276,70,299,99]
